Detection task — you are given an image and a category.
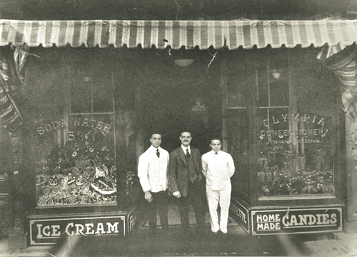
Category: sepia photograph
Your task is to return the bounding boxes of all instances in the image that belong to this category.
[0,0,357,256]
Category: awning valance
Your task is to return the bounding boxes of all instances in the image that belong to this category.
[1,19,357,50]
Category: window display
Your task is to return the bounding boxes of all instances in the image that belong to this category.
[36,117,117,206]
[227,52,336,200]
[255,64,334,198]
[35,70,117,206]
[257,111,334,198]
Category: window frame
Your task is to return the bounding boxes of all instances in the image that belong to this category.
[224,49,343,206]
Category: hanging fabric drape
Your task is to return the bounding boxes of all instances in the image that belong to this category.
[318,44,357,120]
[0,46,28,132]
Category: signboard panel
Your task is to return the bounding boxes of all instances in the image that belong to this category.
[229,198,250,233]
[251,207,342,235]
[30,215,125,245]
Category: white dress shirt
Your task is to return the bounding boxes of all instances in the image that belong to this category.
[181,145,191,155]
[138,145,169,193]
[202,150,235,190]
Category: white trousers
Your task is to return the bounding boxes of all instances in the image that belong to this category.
[206,183,231,233]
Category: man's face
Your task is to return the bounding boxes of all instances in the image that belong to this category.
[210,140,221,152]
[150,134,162,148]
[180,132,192,147]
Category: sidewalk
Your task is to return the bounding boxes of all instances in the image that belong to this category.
[1,202,357,256]
[301,232,357,257]
[1,228,357,256]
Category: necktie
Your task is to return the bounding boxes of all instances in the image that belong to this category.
[156,148,160,158]
[215,152,218,155]
[186,148,190,158]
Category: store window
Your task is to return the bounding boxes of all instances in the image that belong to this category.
[35,65,117,206]
[227,51,335,200]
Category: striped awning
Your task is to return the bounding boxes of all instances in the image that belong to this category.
[1,19,357,50]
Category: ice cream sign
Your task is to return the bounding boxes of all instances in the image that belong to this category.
[251,207,342,235]
[30,216,125,245]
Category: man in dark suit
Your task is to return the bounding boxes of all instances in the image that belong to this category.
[168,131,205,236]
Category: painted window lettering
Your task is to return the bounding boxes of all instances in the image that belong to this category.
[262,113,325,129]
[259,113,329,141]
[37,119,68,135]
[36,118,112,136]
[259,129,329,139]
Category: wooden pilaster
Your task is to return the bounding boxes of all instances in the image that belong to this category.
[344,115,357,232]
[8,128,27,250]
[135,55,145,163]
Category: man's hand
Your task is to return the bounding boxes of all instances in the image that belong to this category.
[173,191,181,198]
[144,191,153,202]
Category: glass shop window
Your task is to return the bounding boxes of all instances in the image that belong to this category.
[226,52,336,200]
[35,69,117,207]
[256,61,335,199]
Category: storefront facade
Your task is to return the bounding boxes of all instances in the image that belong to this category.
[0,18,357,247]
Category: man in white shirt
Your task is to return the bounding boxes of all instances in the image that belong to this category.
[138,133,170,238]
[202,138,235,235]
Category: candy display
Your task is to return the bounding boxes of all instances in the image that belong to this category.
[257,143,334,197]
[36,125,118,206]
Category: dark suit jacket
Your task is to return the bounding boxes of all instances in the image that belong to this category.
[168,146,203,197]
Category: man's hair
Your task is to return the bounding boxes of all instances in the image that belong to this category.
[210,138,222,143]
[180,131,192,137]
[150,133,162,138]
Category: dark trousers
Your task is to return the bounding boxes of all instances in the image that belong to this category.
[148,190,169,235]
[177,179,205,232]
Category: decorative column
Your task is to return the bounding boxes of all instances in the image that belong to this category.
[346,116,357,232]
[318,44,357,232]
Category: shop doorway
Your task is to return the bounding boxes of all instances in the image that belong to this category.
[141,83,220,154]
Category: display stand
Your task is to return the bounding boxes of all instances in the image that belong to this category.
[230,197,343,235]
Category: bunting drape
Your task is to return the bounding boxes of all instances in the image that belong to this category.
[318,44,357,120]
[0,58,21,132]
[0,46,27,132]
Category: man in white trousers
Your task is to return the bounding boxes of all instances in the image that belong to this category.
[202,138,235,235]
